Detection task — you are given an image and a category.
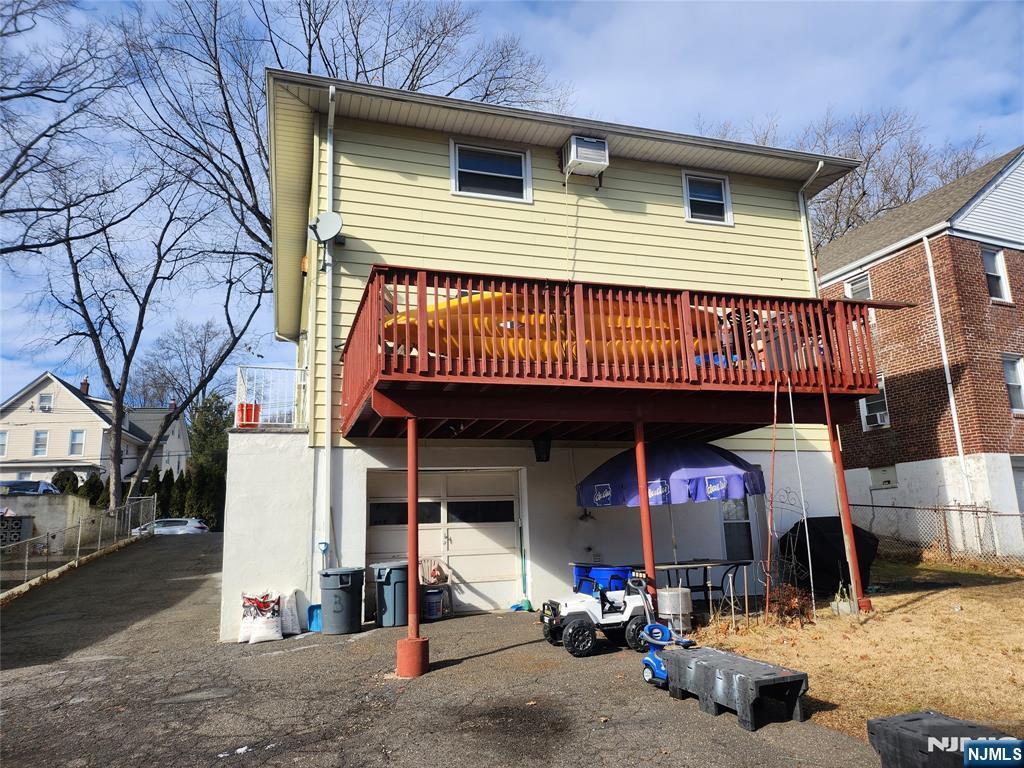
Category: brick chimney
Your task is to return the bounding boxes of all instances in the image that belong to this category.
[79,376,90,395]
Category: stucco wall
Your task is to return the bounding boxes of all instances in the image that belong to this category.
[218,431,315,642]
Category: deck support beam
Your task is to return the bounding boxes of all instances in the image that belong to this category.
[821,384,872,613]
[397,416,429,677]
[634,422,658,604]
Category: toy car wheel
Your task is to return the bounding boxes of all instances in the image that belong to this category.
[625,615,647,652]
[562,619,597,657]
[543,623,562,646]
[642,664,656,684]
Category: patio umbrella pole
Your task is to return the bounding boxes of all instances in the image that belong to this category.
[397,416,429,677]
[633,422,658,606]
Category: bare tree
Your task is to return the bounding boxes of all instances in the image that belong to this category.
[0,0,133,255]
[40,176,268,508]
[127,318,253,421]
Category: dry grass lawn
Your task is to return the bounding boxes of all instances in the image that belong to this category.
[693,559,1024,740]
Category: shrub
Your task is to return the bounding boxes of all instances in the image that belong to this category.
[51,470,79,494]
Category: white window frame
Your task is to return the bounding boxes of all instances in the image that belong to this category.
[449,140,533,204]
[682,170,734,226]
[17,471,31,481]
[69,429,86,456]
[859,375,890,431]
[32,430,49,456]
[1003,355,1024,414]
[38,393,53,413]
[0,430,6,457]
[845,273,876,324]
[982,245,1011,303]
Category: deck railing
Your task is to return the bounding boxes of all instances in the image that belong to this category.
[341,266,877,428]
[234,366,308,430]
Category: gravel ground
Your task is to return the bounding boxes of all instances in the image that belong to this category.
[1,536,880,767]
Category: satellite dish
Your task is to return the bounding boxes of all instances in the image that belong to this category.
[309,211,343,243]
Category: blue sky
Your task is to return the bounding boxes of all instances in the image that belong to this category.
[2,0,1022,402]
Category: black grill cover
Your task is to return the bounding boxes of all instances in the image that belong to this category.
[778,517,879,596]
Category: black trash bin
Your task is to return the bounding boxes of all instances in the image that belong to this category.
[319,567,365,635]
[371,561,409,628]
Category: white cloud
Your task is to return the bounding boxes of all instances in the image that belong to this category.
[482,0,1023,152]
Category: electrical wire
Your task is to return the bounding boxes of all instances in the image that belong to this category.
[786,374,817,621]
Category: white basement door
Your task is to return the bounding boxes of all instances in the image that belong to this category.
[366,469,522,613]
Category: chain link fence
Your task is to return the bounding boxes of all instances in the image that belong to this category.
[849,504,1024,568]
[0,496,157,595]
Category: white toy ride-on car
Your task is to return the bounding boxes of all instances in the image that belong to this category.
[541,575,652,657]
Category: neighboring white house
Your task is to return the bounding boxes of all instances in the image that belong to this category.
[0,372,191,483]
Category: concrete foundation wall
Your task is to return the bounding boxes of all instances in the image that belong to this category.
[844,452,1024,556]
[218,431,315,642]
[219,434,847,639]
[1,495,93,536]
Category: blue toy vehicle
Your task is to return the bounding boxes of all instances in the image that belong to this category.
[640,623,694,686]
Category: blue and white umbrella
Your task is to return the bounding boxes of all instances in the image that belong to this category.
[576,441,765,509]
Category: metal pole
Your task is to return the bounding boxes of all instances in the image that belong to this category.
[764,380,780,616]
[76,518,83,564]
[396,416,428,679]
[729,574,737,631]
[633,422,658,603]
[743,566,750,628]
[787,377,817,621]
[23,543,29,584]
[407,417,420,639]
[821,381,871,612]
[97,515,103,551]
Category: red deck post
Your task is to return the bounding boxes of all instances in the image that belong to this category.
[821,384,873,612]
[397,416,429,677]
[633,422,658,601]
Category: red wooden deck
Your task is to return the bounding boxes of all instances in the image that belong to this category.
[340,265,881,440]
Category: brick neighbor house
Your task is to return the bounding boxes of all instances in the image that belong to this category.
[817,146,1024,557]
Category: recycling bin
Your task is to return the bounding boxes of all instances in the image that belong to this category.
[319,567,365,635]
[371,560,409,628]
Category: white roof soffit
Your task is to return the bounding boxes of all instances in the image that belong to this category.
[268,69,860,199]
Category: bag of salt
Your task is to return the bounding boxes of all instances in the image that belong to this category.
[238,592,264,643]
[280,590,301,636]
[248,593,283,643]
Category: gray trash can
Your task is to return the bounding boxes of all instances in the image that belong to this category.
[371,560,409,628]
[319,567,365,635]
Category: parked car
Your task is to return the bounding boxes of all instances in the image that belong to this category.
[0,480,61,496]
[132,518,210,536]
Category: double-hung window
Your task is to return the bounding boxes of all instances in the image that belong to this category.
[860,375,890,430]
[845,273,876,324]
[983,246,1011,302]
[683,172,733,225]
[721,498,754,560]
[38,393,53,412]
[33,430,48,456]
[1004,356,1024,413]
[69,429,85,456]
[0,431,7,457]
[451,142,532,202]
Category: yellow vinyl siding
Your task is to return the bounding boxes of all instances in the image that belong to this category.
[304,117,826,449]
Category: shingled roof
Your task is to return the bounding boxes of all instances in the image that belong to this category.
[816,146,1024,279]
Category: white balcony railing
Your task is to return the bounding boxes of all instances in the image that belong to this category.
[234,366,308,430]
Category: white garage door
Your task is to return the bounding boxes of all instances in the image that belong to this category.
[366,470,521,613]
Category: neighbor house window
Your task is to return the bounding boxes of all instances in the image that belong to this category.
[17,472,31,480]
[845,274,872,301]
[33,430,48,456]
[860,376,890,430]
[983,246,1010,301]
[0,431,6,457]
[1004,356,1024,412]
[38,393,53,412]
[69,429,85,456]
[451,142,532,202]
[683,172,733,225]
[722,498,754,561]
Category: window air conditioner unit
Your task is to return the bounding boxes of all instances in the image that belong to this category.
[562,135,609,177]
[865,411,889,428]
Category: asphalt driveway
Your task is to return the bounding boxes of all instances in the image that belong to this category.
[1,535,880,767]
